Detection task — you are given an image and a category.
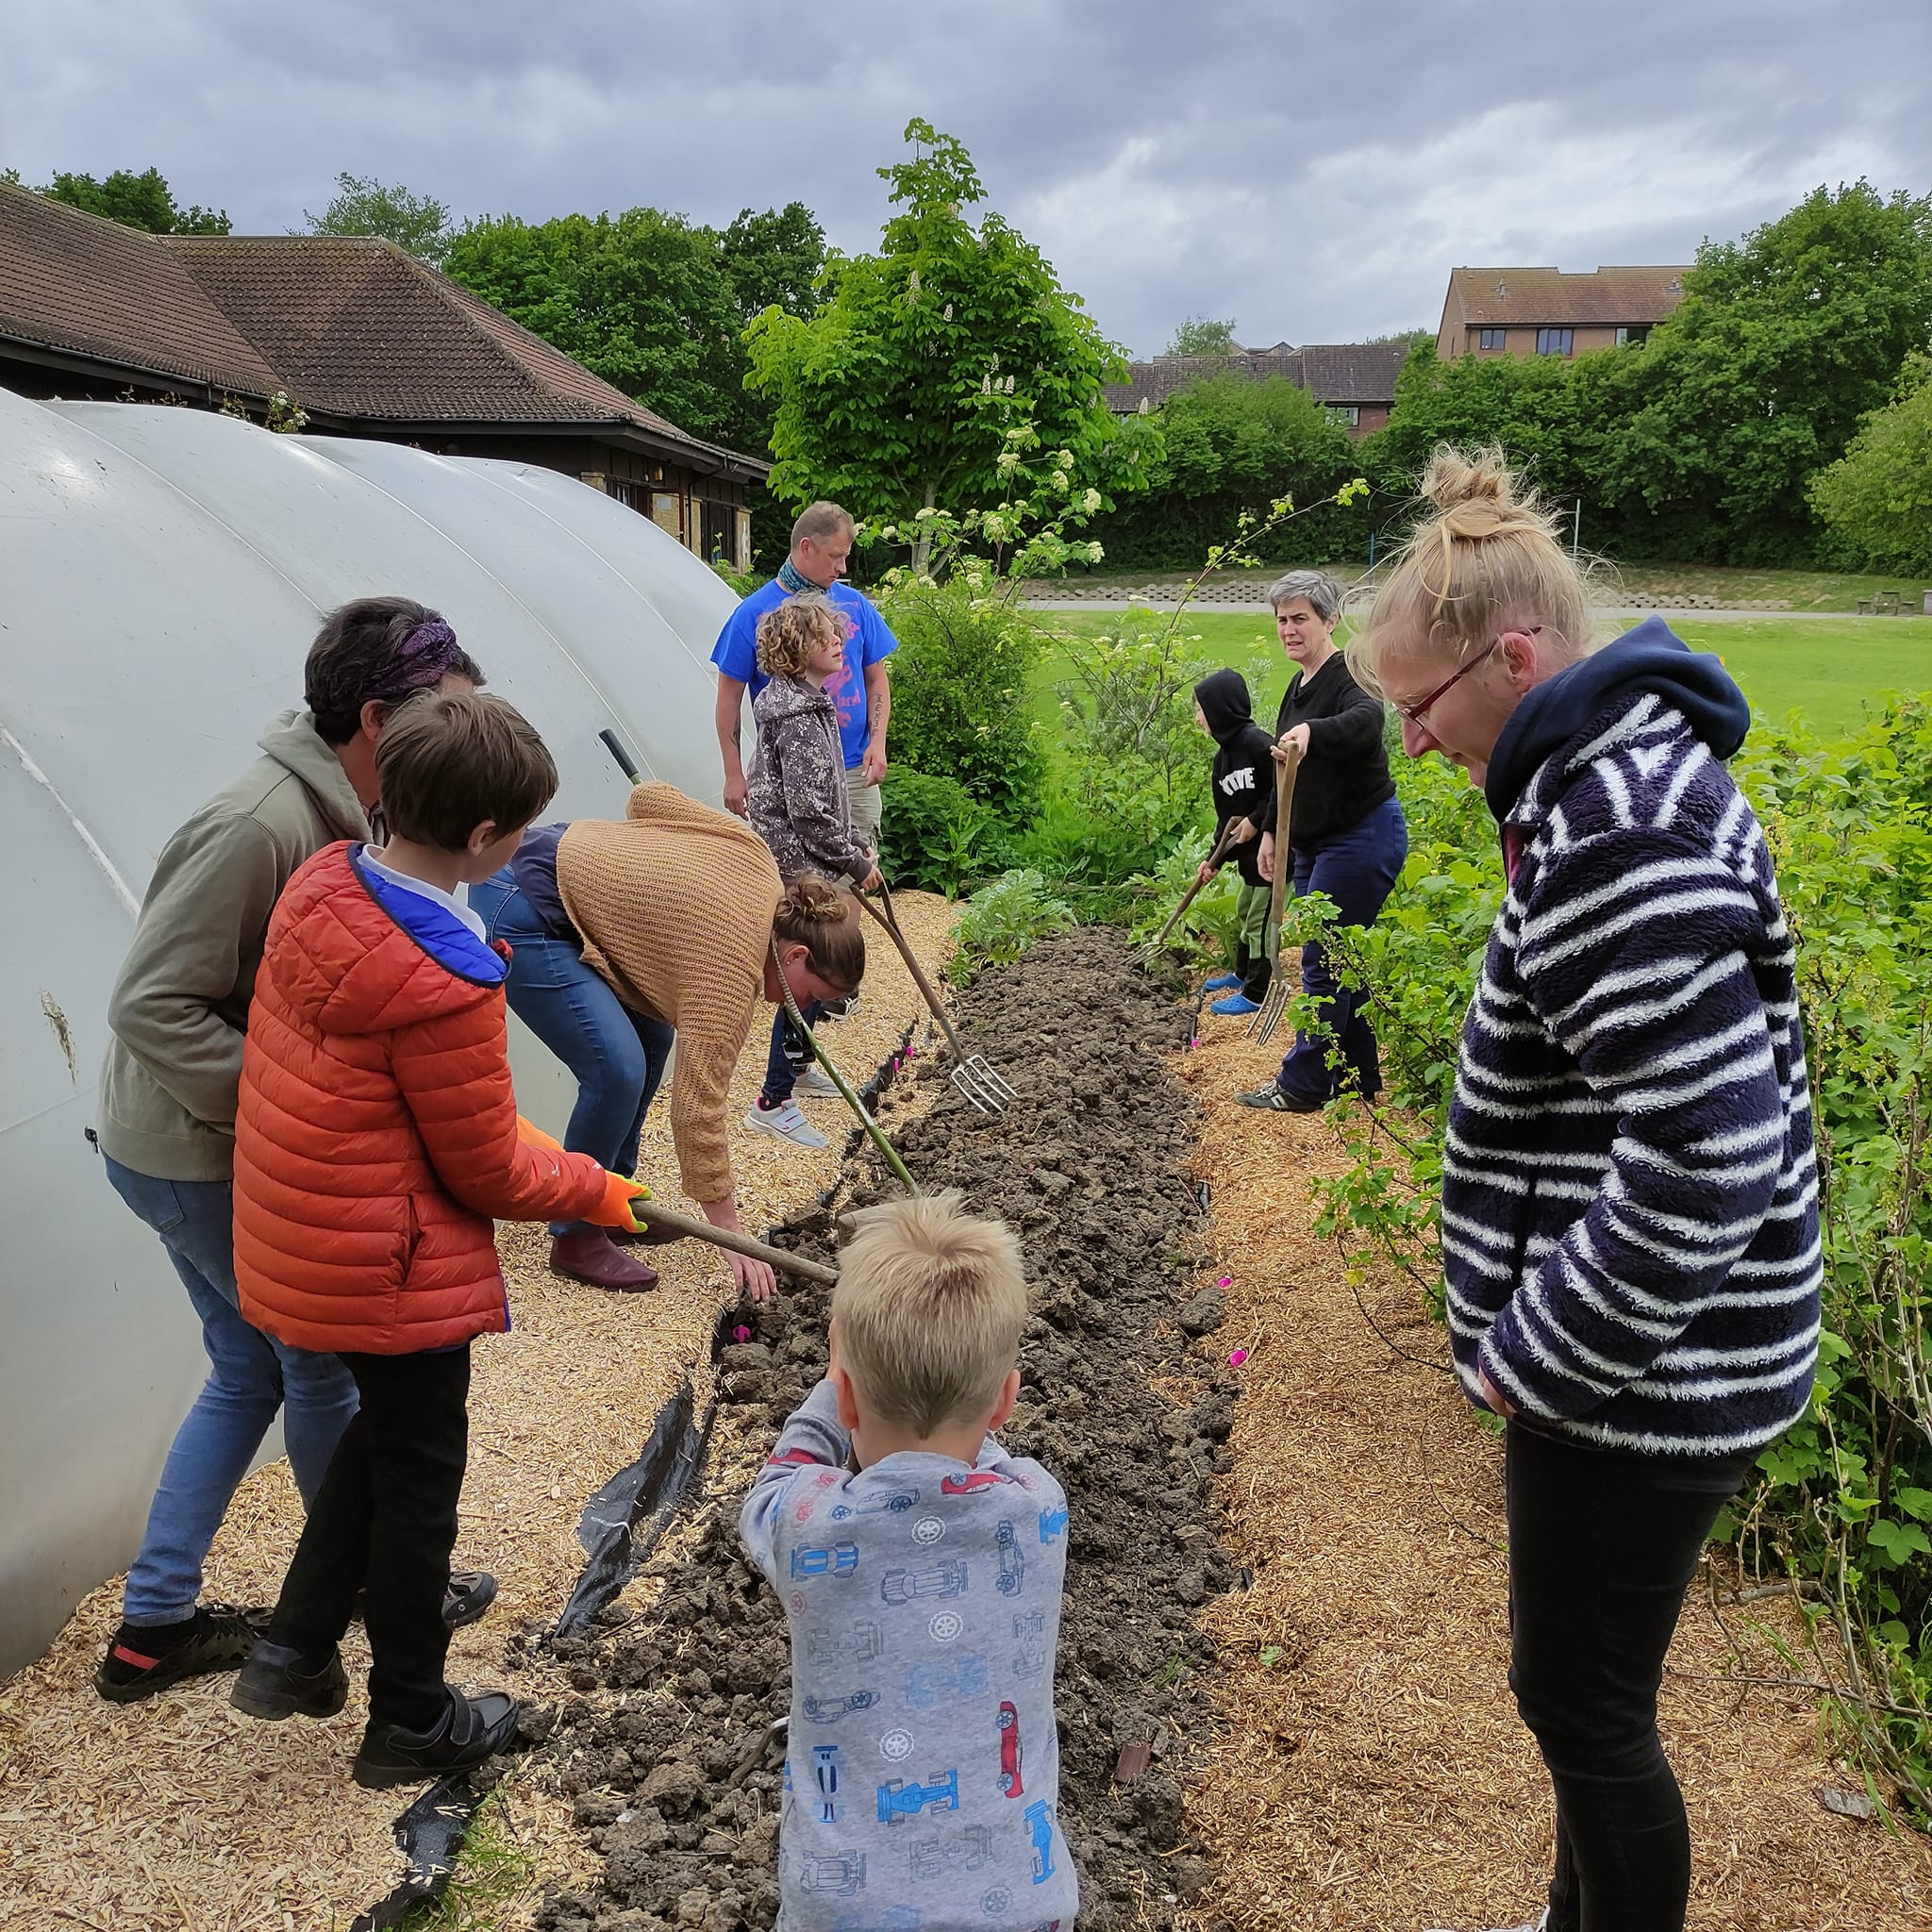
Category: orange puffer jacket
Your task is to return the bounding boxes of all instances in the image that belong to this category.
[235,842,608,1355]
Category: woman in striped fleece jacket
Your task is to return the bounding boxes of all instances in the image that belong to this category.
[1354,451,1820,1932]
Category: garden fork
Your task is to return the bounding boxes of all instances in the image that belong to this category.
[1142,819,1241,958]
[1249,739,1304,1048]
[855,879,1018,1116]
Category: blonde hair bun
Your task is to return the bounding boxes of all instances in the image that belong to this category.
[1419,445,1556,543]
[780,874,847,924]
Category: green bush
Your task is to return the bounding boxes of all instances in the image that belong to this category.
[876,769,1012,898]
[952,869,1075,983]
[877,578,1048,825]
[1307,712,1932,1817]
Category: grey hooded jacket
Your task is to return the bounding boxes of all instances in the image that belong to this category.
[747,675,874,887]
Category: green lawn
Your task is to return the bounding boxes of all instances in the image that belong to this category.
[1032,609,1932,742]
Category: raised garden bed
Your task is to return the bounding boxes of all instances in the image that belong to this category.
[519,927,1243,1931]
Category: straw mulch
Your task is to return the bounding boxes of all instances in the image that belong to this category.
[1173,1017,1932,1932]
[0,891,958,1932]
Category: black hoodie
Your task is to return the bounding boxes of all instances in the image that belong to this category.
[1194,669,1277,888]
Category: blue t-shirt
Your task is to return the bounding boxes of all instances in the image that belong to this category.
[710,579,899,771]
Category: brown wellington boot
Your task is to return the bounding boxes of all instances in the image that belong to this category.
[549,1227,659,1292]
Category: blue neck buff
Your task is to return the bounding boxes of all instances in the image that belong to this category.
[776,558,816,595]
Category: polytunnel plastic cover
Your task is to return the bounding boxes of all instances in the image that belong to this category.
[0,393,742,1671]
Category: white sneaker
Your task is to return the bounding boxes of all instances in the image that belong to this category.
[1424,1916,1547,1932]
[796,1064,841,1098]
[744,1099,830,1148]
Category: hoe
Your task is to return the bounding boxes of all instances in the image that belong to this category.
[1248,739,1304,1048]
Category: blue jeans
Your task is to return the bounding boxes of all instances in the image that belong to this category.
[1275,794,1408,1103]
[469,870,675,1232]
[761,1000,824,1107]
[103,1156,359,1627]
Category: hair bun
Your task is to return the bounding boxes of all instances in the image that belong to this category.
[1420,444,1547,541]
[781,874,849,924]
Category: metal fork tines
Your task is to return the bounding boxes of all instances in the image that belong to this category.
[948,1056,1016,1115]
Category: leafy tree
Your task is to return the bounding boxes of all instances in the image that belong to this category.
[1598,180,1932,562]
[744,119,1151,531]
[444,208,746,446]
[41,167,228,235]
[302,173,453,265]
[1088,371,1365,569]
[1165,315,1239,356]
[1809,354,1932,572]
[718,202,825,323]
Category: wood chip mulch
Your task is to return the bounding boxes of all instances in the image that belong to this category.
[0,892,959,1932]
[1173,1015,1932,1932]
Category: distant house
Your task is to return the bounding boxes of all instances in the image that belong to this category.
[1434,265,1690,362]
[0,179,768,565]
[1102,341,1408,438]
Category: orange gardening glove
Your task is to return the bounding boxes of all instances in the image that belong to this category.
[517,1113,564,1154]
[586,1170,651,1233]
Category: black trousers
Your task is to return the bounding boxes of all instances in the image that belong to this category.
[268,1344,471,1731]
[1505,1421,1755,1932]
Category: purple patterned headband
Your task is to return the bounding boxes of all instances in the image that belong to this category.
[374,614,464,699]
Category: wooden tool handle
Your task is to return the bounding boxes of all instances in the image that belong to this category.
[631,1202,839,1286]
[1265,742,1302,961]
[856,885,969,1063]
[1151,819,1241,949]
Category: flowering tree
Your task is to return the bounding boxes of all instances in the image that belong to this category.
[745,121,1156,537]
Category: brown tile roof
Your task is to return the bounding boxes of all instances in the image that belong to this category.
[0,187,762,467]
[1443,265,1691,328]
[1103,341,1407,414]
[163,235,699,437]
[0,178,279,395]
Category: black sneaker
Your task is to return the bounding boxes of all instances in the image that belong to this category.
[1235,1081,1326,1113]
[94,1604,269,1705]
[352,1688,522,1790]
[229,1641,350,1721]
[350,1569,500,1631]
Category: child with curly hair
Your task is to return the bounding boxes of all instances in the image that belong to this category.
[743,592,881,1149]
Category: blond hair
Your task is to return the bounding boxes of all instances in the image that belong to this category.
[833,1191,1026,1437]
[1353,446,1594,698]
[756,591,844,679]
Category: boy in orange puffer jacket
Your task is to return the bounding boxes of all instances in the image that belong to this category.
[227,690,647,1787]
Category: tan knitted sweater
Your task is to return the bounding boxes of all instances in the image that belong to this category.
[556,783,781,1204]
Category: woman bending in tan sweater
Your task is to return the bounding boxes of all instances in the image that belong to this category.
[468,782,865,1298]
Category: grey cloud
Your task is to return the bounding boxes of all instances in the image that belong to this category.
[6,0,1927,358]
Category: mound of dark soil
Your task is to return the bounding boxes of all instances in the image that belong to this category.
[527,927,1240,1931]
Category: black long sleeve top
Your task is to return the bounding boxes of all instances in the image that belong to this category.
[1246,649,1396,849]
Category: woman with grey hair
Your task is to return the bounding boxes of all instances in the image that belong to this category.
[1232,568,1408,1109]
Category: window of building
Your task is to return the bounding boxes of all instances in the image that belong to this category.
[1326,404,1359,427]
[1536,327,1574,357]
[1615,325,1650,348]
[1477,327,1507,351]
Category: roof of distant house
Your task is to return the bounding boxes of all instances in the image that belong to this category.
[1103,341,1408,414]
[1442,265,1692,328]
[0,180,764,473]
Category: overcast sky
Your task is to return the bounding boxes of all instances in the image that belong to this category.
[7,1,1928,358]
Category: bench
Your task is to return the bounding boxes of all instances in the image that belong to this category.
[1857,591,1903,615]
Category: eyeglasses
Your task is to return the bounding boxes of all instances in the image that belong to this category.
[1391,628,1538,727]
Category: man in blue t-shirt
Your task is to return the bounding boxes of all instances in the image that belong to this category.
[710,500,898,845]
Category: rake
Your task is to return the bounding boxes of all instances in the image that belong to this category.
[1248,740,1304,1048]
[855,878,1018,1116]
[1142,818,1242,959]
[771,935,922,1193]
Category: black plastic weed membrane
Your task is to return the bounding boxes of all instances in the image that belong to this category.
[343,1016,922,1928]
[349,1772,486,1931]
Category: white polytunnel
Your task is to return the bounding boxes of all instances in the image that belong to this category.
[0,391,741,1671]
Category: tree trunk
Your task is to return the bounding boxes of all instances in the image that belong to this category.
[911,479,938,575]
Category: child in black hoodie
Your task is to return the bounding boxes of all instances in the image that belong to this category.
[1192,668,1277,1014]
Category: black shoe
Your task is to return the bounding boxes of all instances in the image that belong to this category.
[94,1603,269,1705]
[229,1641,350,1721]
[352,1688,522,1790]
[351,1569,500,1631]
[1236,1081,1326,1113]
